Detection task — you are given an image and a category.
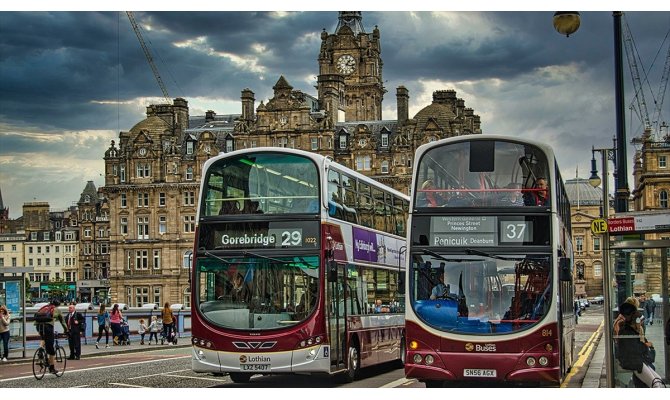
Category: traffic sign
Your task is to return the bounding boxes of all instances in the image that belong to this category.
[591,219,608,234]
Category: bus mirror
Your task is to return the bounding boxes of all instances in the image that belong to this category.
[327,260,338,282]
[559,258,572,281]
[397,275,405,294]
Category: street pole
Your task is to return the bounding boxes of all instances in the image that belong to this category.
[613,11,629,214]
[596,148,615,388]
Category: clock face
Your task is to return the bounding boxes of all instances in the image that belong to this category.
[139,147,147,156]
[336,54,356,75]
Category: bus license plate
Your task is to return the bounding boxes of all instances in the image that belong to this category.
[241,364,270,371]
[464,369,496,377]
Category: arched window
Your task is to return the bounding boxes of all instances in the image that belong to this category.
[593,262,602,278]
[660,190,668,208]
[183,250,193,269]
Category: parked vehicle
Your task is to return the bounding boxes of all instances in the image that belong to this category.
[590,295,604,304]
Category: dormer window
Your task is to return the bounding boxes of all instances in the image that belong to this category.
[225,138,234,152]
[381,133,389,148]
[186,141,194,155]
[85,195,91,203]
[339,134,347,149]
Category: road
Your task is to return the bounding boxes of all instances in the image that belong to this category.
[0,306,603,388]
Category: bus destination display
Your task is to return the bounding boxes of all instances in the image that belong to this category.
[199,221,320,250]
[429,216,532,247]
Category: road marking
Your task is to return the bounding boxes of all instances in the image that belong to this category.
[127,369,191,380]
[0,355,191,383]
[380,376,414,388]
[110,382,148,388]
[164,373,226,382]
[560,320,603,388]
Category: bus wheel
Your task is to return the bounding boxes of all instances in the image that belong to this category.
[424,380,443,388]
[397,337,406,367]
[228,372,251,383]
[344,343,360,382]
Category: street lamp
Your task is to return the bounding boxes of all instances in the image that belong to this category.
[589,144,616,388]
[553,11,629,213]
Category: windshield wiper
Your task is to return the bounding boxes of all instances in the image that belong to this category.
[203,250,232,264]
[464,249,519,261]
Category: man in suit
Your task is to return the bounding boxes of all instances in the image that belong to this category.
[65,304,85,360]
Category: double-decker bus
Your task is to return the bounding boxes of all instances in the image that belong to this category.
[191,148,409,383]
[404,135,575,387]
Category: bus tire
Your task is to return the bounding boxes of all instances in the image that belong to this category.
[424,380,443,388]
[396,336,406,367]
[228,372,251,383]
[343,342,360,382]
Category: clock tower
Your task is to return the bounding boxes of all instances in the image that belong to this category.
[317,11,385,122]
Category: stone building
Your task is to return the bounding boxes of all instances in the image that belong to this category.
[631,127,670,296]
[101,11,482,306]
[565,178,611,298]
[76,181,111,304]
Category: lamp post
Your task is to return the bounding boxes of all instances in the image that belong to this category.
[553,11,629,213]
[589,145,616,388]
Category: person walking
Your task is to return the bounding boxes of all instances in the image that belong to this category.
[0,305,10,362]
[138,318,147,345]
[109,304,123,345]
[95,304,110,349]
[161,302,174,345]
[65,304,85,360]
[644,296,656,326]
[147,315,160,345]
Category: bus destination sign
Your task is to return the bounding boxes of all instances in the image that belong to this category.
[428,216,533,247]
[430,216,497,247]
[199,220,320,250]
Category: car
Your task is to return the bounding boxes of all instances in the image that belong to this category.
[591,295,604,304]
[579,298,590,308]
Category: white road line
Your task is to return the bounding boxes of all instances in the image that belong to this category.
[0,355,191,383]
[127,369,191,380]
[110,382,148,388]
[380,377,414,388]
[163,373,226,382]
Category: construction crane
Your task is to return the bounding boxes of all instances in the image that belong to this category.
[126,11,171,103]
[622,17,651,133]
[651,42,670,135]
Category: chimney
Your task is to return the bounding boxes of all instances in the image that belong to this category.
[396,86,409,126]
[205,110,216,122]
[241,89,255,122]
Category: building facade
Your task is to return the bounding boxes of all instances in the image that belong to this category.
[566,178,611,298]
[101,11,482,306]
[631,128,670,296]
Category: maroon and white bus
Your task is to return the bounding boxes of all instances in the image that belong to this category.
[190,148,409,383]
[405,135,576,387]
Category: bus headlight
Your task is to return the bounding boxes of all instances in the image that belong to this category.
[526,357,536,367]
[538,356,549,366]
[424,355,435,365]
[413,354,423,364]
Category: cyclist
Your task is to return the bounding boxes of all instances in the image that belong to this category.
[35,299,68,374]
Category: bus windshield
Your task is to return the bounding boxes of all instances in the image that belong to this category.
[202,152,320,216]
[410,251,552,334]
[414,140,550,208]
[196,255,320,331]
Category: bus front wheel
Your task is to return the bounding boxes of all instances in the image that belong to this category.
[424,380,443,388]
[228,372,251,383]
[343,343,360,382]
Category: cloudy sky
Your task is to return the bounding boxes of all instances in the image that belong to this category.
[1,5,669,218]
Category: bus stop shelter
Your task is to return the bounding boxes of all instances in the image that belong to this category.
[0,267,33,359]
[595,211,669,387]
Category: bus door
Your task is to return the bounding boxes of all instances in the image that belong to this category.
[327,262,346,371]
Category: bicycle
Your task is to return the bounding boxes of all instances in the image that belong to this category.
[32,331,67,380]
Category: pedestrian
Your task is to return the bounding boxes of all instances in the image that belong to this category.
[138,318,147,345]
[147,315,160,345]
[0,305,10,362]
[95,304,110,349]
[161,302,174,345]
[638,294,648,324]
[109,303,123,345]
[65,304,85,360]
[614,299,664,388]
[644,296,656,326]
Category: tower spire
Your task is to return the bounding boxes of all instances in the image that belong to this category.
[336,12,365,35]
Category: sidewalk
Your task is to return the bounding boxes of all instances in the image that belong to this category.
[5,332,192,365]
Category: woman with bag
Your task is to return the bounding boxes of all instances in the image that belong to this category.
[160,302,174,345]
[95,304,110,349]
[615,300,665,388]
